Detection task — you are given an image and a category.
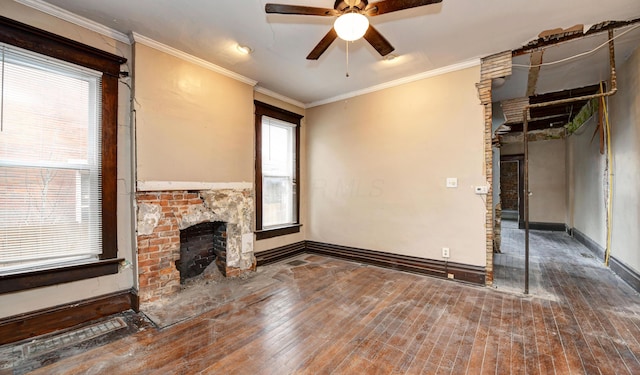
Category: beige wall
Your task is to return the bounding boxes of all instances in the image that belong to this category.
[134,43,254,184]
[252,92,307,251]
[609,46,640,274]
[502,139,567,223]
[306,66,487,266]
[566,116,606,246]
[0,2,135,318]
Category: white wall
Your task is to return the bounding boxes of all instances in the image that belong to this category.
[492,103,505,215]
[609,45,640,274]
[566,116,606,247]
[0,2,135,318]
[306,66,487,267]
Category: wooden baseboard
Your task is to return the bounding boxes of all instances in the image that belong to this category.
[520,222,567,231]
[255,241,306,266]
[572,227,640,294]
[305,241,485,285]
[610,257,640,294]
[0,289,136,345]
[572,227,605,260]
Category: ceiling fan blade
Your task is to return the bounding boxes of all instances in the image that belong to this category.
[365,0,443,16]
[363,25,395,56]
[307,28,338,60]
[265,4,339,16]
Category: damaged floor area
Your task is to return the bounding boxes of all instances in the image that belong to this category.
[4,239,640,374]
[0,310,153,374]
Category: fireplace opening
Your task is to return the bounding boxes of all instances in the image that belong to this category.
[176,221,226,283]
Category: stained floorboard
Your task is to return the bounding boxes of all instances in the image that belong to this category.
[6,222,640,374]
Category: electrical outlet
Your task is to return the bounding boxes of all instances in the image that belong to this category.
[475,186,489,194]
[442,247,450,258]
[446,178,458,188]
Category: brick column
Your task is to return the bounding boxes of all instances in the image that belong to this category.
[477,51,512,286]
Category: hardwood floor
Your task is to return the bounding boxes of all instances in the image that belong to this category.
[23,237,640,374]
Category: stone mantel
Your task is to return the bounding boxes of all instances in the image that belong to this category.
[137,181,253,192]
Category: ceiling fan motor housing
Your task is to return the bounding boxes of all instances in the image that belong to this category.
[335,0,368,12]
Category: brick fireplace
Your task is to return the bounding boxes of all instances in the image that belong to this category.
[135,188,255,305]
[177,221,226,283]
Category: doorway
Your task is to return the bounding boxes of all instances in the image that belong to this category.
[499,154,524,228]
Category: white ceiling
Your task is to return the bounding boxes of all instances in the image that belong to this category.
[23,0,640,106]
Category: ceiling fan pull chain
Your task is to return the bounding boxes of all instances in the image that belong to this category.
[346,39,350,78]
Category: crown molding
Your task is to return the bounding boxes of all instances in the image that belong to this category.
[14,0,131,45]
[254,86,306,109]
[131,32,258,87]
[305,58,482,108]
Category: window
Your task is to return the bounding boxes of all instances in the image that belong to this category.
[0,16,126,293]
[254,101,302,240]
[0,45,102,272]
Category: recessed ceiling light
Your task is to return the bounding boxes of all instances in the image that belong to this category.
[236,44,253,55]
[383,54,399,62]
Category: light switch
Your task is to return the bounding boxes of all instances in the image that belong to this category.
[446,178,458,188]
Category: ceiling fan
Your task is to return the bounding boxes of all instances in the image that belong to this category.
[265,0,443,60]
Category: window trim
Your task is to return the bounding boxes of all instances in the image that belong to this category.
[0,15,126,293]
[254,100,303,240]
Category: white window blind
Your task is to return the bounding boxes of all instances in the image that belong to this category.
[0,44,103,274]
[261,116,296,228]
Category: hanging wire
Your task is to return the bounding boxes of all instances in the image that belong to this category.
[512,24,640,69]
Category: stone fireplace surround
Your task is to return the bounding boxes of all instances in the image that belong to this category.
[135,187,255,305]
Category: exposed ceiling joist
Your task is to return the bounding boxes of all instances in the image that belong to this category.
[502,84,600,134]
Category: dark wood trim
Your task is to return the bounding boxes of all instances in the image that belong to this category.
[254,101,303,237]
[0,16,123,291]
[610,257,640,294]
[572,227,605,260]
[100,74,119,260]
[255,241,306,266]
[255,103,264,231]
[305,241,486,285]
[0,15,126,76]
[294,119,301,226]
[255,224,302,240]
[500,154,524,227]
[254,100,304,124]
[0,259,122,294]
[129,289,140,313]
[524,222,568,232]
[0,289,135,345]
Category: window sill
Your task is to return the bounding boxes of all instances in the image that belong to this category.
[255,224,302,240]
[0,258,123,294]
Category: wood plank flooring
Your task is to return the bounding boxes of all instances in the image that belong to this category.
[23,231,640,374]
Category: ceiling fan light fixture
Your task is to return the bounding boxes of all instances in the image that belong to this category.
[334,12,369,41]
